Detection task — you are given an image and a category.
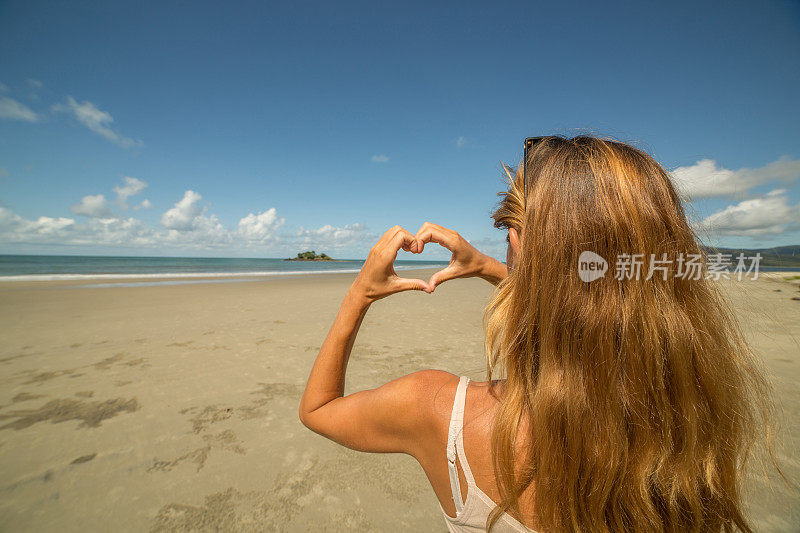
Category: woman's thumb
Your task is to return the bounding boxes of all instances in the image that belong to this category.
[428,266,459,290]
[392,276,432,293]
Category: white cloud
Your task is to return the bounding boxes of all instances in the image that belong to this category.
[134,199,153,210]
[0,204,228,251]
[76,217,156,247]
[371,154,389,163]
[0,206,155,248]
[238,208,285,242]
[160,190,205,230]
[295,222,374,249]
[0,207,22,227]
[157,190,231,246]
[35,216,75,234]
[70,194,114,218]
[0,82,8,92]
[162,214,231,246]
[0,96,41,122]
[670,156,800,199]
[0,207,75,238]
[113,176,147,208]
[1,189,376,255]
[52,96,143,148]
[699,189,800,236]
[456,136,468,149]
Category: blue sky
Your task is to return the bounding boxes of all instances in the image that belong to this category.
[1,0,799,260]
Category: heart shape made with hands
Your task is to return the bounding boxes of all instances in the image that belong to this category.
[393,223,478,294]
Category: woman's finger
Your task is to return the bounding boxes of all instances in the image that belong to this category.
[414,224,456,253]
[428,265,460,290]
[377,225,405,246]
[387,228,418,255]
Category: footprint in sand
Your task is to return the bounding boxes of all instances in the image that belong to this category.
[70,453,97,465]
[11,392,46,403]
[147,430,246,473]
[23,368,78,385]
[167,341,194,347]
[0,397,139,430]
[148,449,416,532]
[92,353,126,370]
[0,352,39,364]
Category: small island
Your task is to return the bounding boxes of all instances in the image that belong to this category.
[284,250,336,261]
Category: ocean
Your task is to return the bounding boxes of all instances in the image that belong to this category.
[1,254,795,285]
[0,255,450,283]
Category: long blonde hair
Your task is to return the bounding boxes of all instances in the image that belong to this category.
[485,135,778,532]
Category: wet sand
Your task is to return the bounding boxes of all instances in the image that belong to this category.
[0,269,797,531]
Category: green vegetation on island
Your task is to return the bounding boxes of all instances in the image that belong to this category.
[285,251,335,261]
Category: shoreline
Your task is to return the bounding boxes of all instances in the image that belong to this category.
[0,269,796,291]
[0,267,445,289]
[0,267,442,291]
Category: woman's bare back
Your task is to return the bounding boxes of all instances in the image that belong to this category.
[418,373,537,528]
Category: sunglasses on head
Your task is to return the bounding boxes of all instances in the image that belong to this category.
[522,136,547,175]
[522,136,546,199]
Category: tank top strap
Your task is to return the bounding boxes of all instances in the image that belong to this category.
[453,377,476,486]
[446,375,475,516]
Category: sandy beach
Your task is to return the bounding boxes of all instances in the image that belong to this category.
[0,269,798,532]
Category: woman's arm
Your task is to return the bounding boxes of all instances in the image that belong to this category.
[477,255,508,286]
[298,226,448,455]
[297,288,370,426]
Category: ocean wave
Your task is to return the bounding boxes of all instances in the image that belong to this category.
[0,264,443,282]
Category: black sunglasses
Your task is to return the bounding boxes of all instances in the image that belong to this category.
[522,136,546,199]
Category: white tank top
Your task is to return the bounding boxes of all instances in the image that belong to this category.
[440,376,536,533]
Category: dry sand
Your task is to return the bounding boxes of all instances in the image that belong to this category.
[0,269,797,531]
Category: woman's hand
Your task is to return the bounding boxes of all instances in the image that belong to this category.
[349,226,432,303]
[414,222,508,289]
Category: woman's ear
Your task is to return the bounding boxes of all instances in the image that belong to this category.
[508,227,521,257]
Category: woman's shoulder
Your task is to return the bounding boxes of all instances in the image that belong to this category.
[397,369,459,412]
[380,371,502,440]
[396,371,500,426]
[386,370,463,432]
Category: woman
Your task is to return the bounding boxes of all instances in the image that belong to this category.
[299,135,777,532]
